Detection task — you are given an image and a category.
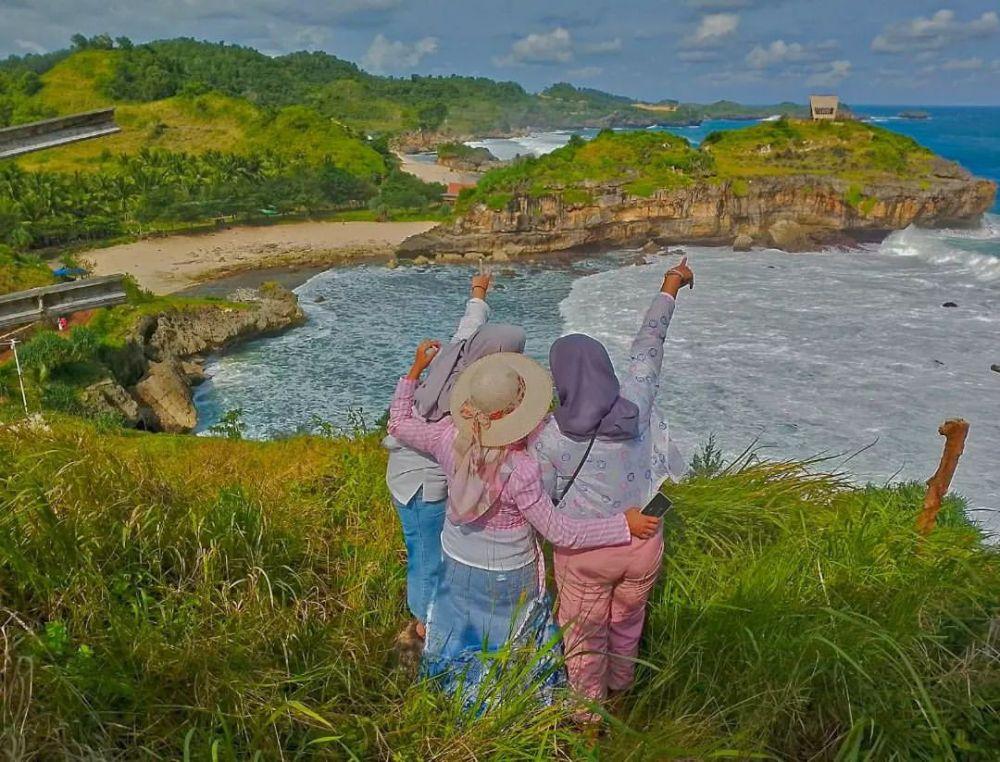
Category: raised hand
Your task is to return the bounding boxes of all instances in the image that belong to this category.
[407,339,441,380]
[471,271,491,299]
[661,256,694,296]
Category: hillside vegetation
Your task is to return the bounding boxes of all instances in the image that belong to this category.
[459,120,941,210]
[0,412,996,758]
[1,37,806,141]
[0,36,812,257]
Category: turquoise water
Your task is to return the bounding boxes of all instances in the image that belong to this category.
[854,107,1000,213]
[197,109,1000,535]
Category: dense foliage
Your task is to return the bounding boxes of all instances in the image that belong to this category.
[0,67,53,127]
[461,119,942,209]
[704,117,936,179]
[0,414,995,758]
[461,130,716,210]
[0,150,383,252]
[0,37,807,138]
[0,246,55,293]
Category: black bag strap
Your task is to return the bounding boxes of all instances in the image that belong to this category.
[557,432,598,504]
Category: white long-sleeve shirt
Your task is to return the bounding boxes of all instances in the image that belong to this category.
[382,298,489,504]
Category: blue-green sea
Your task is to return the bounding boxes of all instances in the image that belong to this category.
[196,108,1000,535]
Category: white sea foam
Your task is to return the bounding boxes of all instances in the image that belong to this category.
[877,215,1000,282]
[559,231,1000,535]
[196,222,1000,536]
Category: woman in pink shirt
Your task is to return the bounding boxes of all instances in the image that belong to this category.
[388,342,659,711]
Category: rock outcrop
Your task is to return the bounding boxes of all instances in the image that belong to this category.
[83,284,304,433]
[134,360,198,433]
[397,174,996,259]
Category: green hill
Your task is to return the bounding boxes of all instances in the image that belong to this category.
[2,36,807,141]
[460,120,938,209]
[0,36,813,259]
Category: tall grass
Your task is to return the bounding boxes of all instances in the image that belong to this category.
[0,418,997,759]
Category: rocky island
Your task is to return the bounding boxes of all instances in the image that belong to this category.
[398,120,996,258]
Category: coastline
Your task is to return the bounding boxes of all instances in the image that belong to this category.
[81,219,437,295]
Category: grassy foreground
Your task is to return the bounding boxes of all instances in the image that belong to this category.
[0,415,997,759]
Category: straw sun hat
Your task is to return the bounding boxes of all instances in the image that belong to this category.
[449,352,553,447]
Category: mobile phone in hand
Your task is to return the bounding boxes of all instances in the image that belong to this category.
[641,492,673,518]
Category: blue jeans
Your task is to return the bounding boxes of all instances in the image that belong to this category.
[393,489,446,623]
[422,555,566,712]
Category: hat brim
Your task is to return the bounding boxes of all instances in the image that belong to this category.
[449,353,553,447]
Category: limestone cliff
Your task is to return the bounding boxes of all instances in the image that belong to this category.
[84,284,304,432]
[398,122,997,258]
[399,172,996,258]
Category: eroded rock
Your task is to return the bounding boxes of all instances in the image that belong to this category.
[134,360,197,433]
[81,379,145,427]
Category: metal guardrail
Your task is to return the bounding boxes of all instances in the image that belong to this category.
[0,108,121,159]
[0,274,128,330]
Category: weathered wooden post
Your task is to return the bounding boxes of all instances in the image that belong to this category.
[916,419,970,535]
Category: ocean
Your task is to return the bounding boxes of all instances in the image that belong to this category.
[195,108,1000,536]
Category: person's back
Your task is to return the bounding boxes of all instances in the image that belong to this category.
[530,258,694,719]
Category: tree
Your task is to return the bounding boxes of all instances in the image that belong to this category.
[417,101,447,132]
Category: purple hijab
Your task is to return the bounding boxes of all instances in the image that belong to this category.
[413,323,527,422]
[549,334,640,442]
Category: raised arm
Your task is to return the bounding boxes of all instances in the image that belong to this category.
[620,257,693,425]
[387,341,454,463]
[508,456,659,548]
[450,274,492,342]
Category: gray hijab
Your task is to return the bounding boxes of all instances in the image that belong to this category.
[413,324,527,422]
[549,333,640,442]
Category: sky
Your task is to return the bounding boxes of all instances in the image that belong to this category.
[2,1,999,105]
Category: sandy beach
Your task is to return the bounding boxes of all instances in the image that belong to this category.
[396,152,482,185]
[82,220,437,295]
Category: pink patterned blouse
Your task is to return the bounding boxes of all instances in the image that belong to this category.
[388,377,631,571]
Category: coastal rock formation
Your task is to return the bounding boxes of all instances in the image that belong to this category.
[397,174,996,258]
[134,360,198,434]
[146,285,304,361]
[437,145,501,173]
[81,379,146,428]
[81,284,304,433]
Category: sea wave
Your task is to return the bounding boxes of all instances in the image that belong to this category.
[876,214,1000,282]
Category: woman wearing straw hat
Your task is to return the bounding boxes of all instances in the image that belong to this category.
[530,257,693,715]
[387,344,660,709]
[383,272,526,651]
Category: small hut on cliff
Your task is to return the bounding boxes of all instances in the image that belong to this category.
[810,95,839,120]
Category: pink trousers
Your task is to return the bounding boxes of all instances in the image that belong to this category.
[554,532,663,703]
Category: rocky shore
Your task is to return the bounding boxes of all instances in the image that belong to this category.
[82,284,304,433]
[398,170,996,259]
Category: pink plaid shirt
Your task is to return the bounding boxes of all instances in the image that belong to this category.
[388,378,630,557]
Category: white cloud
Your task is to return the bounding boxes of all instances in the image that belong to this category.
[872,10,999,54]
[806,59,851,88]
[941,57,983,71]
[498,27,574,65]
[582,38,622,55]
[746,40,807,68]
[495,28,622,67]
[684,13,740,47]
[362,34,438,73]
[14,39,47,54]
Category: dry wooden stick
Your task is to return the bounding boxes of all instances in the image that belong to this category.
[916,419,970,536]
